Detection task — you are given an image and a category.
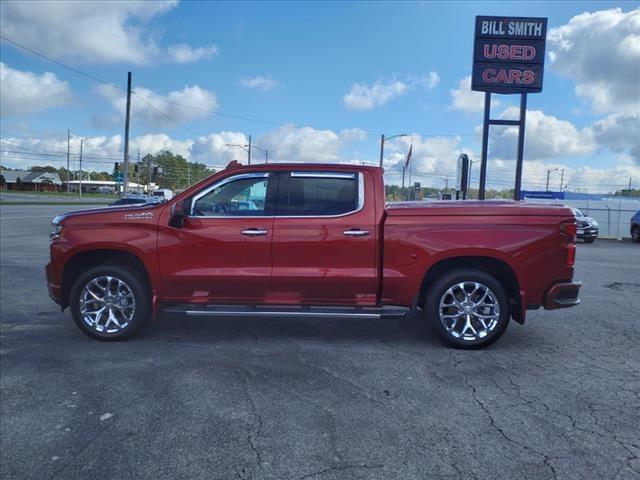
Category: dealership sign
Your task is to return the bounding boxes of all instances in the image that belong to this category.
[472,16,548,94]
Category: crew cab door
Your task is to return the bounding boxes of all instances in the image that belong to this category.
[157,172,275,302]
[269,171,378,305]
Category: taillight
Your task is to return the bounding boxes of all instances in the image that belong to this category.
[561,221,577,240]
[566,244,576,266]
[560,220,577,266]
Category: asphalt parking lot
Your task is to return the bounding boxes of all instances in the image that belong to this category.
[1,204,639,480]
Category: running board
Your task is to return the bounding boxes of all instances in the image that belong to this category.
[161,304,409,319]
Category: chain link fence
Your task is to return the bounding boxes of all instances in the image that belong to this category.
[524,197,640,240]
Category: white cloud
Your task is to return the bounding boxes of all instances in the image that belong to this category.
[548,8,640,113]
[3,125,638,194]
[343,80,408,111]
[587,112,640,164]
[239,75,280,91]
[0,62,72,117]
[381,134,465,187]
[97,84,218,128]
[410,72,440,90]
[131,134,193,159]
[166,44,219,63]
[194,131,249,166]
[0,1,218,65]
[343,72,439,111]
[258,126,345,163]
[489,108,596,160]
[450,76,500,114]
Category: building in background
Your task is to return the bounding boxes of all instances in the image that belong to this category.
[0,170,62,192]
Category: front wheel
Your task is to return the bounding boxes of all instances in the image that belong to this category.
[69,265,151,341]
[425,269,510,349]
[583,237,596,244]
[632,226,640,243]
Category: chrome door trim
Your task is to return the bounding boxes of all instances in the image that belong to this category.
[290,172,356,179]
[343,229,370,236]
[241,229,268,236]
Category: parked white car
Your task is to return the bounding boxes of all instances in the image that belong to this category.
[151,189,174,202]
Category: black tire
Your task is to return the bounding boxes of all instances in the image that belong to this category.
[425,269,510,349]
[583,237,596,244]
[69,264,151,341]
[632,226,640,243]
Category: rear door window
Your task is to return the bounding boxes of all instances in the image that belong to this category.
[284,172,359,216]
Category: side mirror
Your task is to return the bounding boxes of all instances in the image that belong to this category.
[169,200,186,228]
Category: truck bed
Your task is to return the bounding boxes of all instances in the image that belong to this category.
[386,200,573,217]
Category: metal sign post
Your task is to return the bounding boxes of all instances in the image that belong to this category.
[472,16,547,200]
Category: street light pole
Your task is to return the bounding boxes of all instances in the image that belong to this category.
[546,168,559,192]
[79,138,83,198]
[66,129,70,194]
[247,135,252,165]
[379,133,408,167]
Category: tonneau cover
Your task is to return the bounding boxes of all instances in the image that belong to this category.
[385,200,574,217]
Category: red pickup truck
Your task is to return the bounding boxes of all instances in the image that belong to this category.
[46,162,581,348]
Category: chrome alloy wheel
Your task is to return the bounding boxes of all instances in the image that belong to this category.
[438,282,500,341]
[79,276,136,334]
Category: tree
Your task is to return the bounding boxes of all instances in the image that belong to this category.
[138,151,214,191]
[29,165,58,173]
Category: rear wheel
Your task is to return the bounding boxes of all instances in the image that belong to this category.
[70,264,151,340]
[632,226,640,243]
[425,269,510,349]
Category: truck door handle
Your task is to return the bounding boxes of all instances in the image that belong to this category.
[343,229,370,237]
[241,228,268,236]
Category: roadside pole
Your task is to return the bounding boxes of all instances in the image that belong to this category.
[122,71,132,196]
[66,129,70,194]
[79,139,83,199]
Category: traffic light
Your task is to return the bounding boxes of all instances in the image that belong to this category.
[114,162,119,171]
[134,164,139,173]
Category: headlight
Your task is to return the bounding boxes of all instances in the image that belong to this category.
[591,220,598,228]
[50,223,63,238]
[50,215,65,238]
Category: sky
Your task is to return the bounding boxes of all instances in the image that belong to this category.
[1,0,639,193]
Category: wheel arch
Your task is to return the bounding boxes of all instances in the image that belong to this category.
[61,248,152,309]
[419,256,524,324]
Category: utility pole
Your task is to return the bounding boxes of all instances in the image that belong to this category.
[546,169,551,192]
[122,71,132,196]
[247,135,252,165]
[79,139,83,198]
[265,149,268,164]
[147,153,152,194]
[560,169,565,191]
[66,129,71,194]
[628,177,633,197]
[137,148,140,191]
[379,134,385,167]
[408,161,413,201]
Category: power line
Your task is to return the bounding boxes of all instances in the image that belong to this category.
[7,33,634,139]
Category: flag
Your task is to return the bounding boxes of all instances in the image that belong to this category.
[404,144,413,168]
